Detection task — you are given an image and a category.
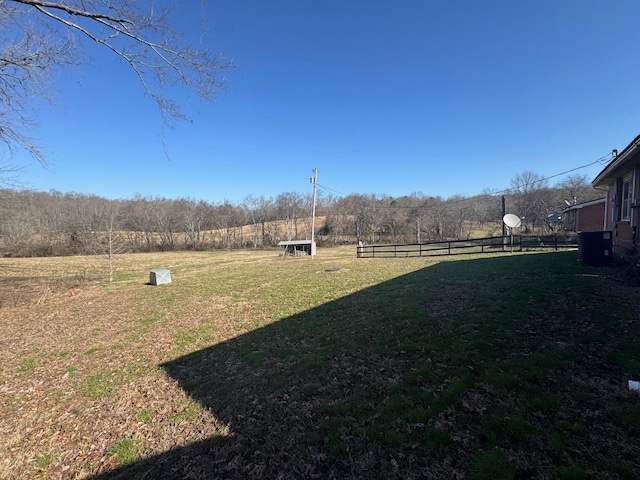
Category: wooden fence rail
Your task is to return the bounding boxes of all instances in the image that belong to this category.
[356,234,578,258]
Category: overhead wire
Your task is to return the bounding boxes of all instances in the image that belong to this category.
[312,152,614,210]
[315,183,348,198]
[483,153,611,198]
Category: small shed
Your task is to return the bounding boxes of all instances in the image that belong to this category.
[278,240,316,257]
[562,198,606,233]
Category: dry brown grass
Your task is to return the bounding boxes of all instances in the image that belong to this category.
[2,248,639,479]
[0,248,361,479]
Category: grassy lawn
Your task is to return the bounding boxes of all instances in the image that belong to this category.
[1,247,639,479]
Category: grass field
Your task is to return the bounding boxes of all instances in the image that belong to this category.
[1,247,639,479]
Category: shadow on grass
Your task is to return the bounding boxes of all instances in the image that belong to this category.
[90,251,637,479]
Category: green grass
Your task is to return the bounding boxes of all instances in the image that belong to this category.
[140,316,161,326]
[597,458,637,479]
[3,248,640,479]
[33,452,56,471]
[469,448,516,480]
[48,388,64,399]
[16,357,38,378]
[184,251,635,476]
[81,370,119,398]
[138,409,156,423]
[174,326,216,352]
[169,402,200,424]
[554,465,589,480]
[107,438,139,466]
[479,413,535,445]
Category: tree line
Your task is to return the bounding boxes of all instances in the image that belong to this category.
[0,3,607,262]
[0,171,602,258]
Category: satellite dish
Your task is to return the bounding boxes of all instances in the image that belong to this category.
[503,214,522,228]
[548,214,561,223]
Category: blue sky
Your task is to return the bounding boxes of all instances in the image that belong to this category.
[15,0,640,203]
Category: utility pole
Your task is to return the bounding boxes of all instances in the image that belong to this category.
[502,195,507,237]
[310,168,318,256]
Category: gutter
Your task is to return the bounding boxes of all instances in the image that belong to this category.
[592,134,640,187]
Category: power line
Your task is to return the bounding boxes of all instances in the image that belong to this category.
[314,152,613,209]
[488,154,611,198]
[315,183,348,198]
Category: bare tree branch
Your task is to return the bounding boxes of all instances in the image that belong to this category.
[0,0,233,169]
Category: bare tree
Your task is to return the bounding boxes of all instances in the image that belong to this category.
[509,171,550,233]
[1,0,232,166]
[120,195,158,251]
[320,195,351,244]
[556,174,602,205]
[474,190,502,233]
[275,192,305,241]
[0,188,35,254]
[420,196,446,242]
[444,195,472,239]
[380,196,408,244]
[174,197,210,250]
[243,195,273,249]
[346,194,382,244]
[92,200,126,281]
[213,201,244,249]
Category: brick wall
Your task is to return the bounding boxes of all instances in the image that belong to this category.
[576,203,605,232]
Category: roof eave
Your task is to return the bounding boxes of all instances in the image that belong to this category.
[561,197,606,212]
[592,133,640,187]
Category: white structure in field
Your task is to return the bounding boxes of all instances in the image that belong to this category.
[278,240,316,257]
[150,269,172,285]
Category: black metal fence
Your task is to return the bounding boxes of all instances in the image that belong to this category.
[356,234,578,258]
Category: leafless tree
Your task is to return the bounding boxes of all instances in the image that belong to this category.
[344,194,382,244]
[91,200,126,281]
[474,190,502,233]
[243,195,274,249]
[212,200,243,249]
[275,192,306,241]
[321,210,351,244]
[0,188,34,254]
[1,0,232,168]
[174,197,210,250]
[444,195,472,239]
[556,174,602,205]
[119,195,156,250]
[509,171,550,233]
[378,196,405,243]
[419,196,446,242]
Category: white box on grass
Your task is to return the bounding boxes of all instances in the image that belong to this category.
[150,269,171,286]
